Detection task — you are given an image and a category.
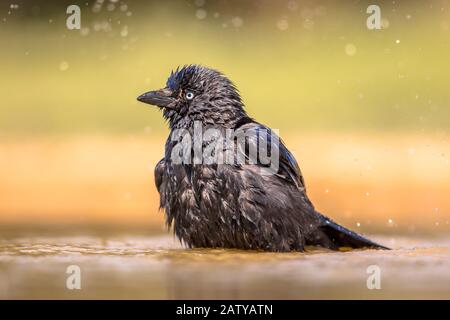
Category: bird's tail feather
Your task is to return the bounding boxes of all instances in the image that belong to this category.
[307,215,390,250]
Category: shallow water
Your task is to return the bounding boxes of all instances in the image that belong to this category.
[0,235,449,299]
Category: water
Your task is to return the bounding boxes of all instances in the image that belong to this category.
[0,234,449,299]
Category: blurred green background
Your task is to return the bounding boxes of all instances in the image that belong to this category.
[1,0,449,134]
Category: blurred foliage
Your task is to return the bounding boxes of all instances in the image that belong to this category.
[0,0,449,134]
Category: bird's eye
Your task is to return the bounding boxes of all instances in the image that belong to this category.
[185,91,194,100]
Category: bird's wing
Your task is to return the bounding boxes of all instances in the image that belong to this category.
[234,123,388,250]
[277,138,306,190]
[236,122,307,191]
[155,158,166,192]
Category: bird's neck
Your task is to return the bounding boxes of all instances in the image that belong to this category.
[167,106,250,130]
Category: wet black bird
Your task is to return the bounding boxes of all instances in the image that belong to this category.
[137,65,388,251]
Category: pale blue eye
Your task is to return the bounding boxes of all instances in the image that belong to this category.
[185,92,194,100]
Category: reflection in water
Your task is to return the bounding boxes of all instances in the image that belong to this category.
[0,235,449,299]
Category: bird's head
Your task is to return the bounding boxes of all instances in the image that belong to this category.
[137,65,248,128]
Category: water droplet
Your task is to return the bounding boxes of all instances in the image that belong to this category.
[120,26,128,37]
[277,19,289,31]
[287,1,298,11]
[345,43,356,56]
[59,61,69,71]
[80,27,90,36]
[196,9,207,20]
[195,0,206,7]
[231,17,243,28]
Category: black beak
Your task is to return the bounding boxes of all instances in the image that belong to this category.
[137,88,175,108]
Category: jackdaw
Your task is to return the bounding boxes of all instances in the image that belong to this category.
[137,65,388,251]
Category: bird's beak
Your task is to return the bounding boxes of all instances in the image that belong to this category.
[137,88,175,108]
